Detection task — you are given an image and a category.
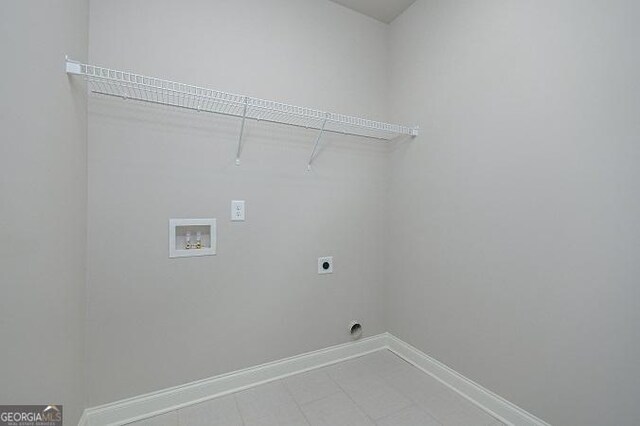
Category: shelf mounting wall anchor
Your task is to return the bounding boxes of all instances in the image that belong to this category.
[307,115,329,171]
[235,97,249,166]
[65,55,82,75]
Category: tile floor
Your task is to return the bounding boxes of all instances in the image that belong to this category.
[130,349,505,426]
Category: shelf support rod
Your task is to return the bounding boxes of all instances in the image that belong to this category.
[307,115,329,171]
[235,97,249,166]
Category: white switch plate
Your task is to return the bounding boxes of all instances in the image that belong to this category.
[231,200,245,221]
[318,256,333,274]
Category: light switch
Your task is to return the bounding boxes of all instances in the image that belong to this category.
[231,200,245,221]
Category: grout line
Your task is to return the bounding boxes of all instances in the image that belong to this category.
[279,377,312,426]
[358,350,426,422]
[374,404,443,426]
[231,394,246,426]
[284,370,344,408]
[321,358,378,424]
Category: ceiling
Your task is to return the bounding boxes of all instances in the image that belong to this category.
[329,0,417,24]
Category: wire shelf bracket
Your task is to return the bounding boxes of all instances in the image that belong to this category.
[235,97,249,166]
[307,115,329,171]
[65,57,419,169]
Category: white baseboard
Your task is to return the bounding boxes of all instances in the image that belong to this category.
[80,333,550,426]
[81,334,387,426]
[77,411,88,426]
[385,334,550,426]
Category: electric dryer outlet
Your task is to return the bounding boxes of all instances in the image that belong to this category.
[318,257,333,274]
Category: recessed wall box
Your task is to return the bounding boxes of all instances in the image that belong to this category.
[169,218,216,258]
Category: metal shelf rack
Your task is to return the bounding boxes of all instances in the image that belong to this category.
[66,57,418,169]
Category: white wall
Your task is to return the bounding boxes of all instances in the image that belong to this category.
[86,0,390,405]
[387,1,640,425]
[6,2,635,423]
[0,0,88,423]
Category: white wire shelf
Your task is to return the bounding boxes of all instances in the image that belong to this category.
[66,57,418,169]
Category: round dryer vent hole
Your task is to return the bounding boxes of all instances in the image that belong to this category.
[349,321,363,340]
